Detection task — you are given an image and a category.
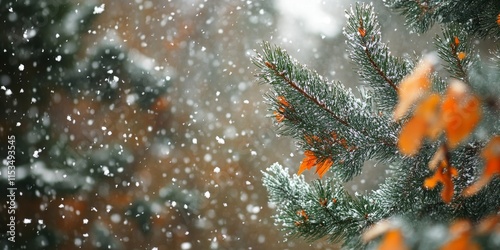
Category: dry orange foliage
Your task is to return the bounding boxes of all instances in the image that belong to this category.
[424,152,458,203]
[393,57,434,121]
[497,13,500,26]
[395,61,481,156]
[316,158,334,178]
[358,27,366,37]
[463,136,500,196]
[274,95,291,123]
[274,110,285,123]
[398,93,441,155]
[296,209,309,221]
[440,220,480,250]
[477,214,500,234]
[377,229,409,250]
[394,61,485,203]
[441,80,482,148]
[297,150,317,175]
[362,220,408,250]
[297,150,333,178]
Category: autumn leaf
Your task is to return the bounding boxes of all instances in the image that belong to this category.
[377,229,409,250]
[398,114,427,155]
[424,160,458,203]
[398,94,441,155]
[441,80,481,148]
[463,136,500,196]
[440,220,480,250]
[477,213,500,234]
[393,56,436,120]
[297,150,333,178]
[362,220,408,250]
[297,150,317,175]
[315,158,333,179]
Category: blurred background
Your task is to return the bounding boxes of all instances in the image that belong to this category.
[0,0,435,249]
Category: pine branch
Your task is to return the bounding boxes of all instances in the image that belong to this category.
[344,3,412,113]
[263,60,351,128]
[434,27,476,82]
[262,163,386,248]
[385,0,500,38]
[253,42,399,180]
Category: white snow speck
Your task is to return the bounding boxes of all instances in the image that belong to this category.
[213,167,220,173]
[216,136,225,144]
[93,4,105,14]
[33,148,43,158]
[16,122,21,127]
[23,218,32,224]
[55,55,62,62]
[5,89,12,96]
[204,191,210,199]
[83,218,88,224]
[203,153,212,162]
[181,242,192,250]
[18,64,24,71]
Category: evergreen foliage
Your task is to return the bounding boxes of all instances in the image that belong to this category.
[255,1,500,249]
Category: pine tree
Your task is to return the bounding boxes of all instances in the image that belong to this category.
[253,1,500,249]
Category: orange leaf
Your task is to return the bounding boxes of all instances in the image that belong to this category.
[441,80,481,148]
[393,57,435,120]
[417,93,442,139]
[463,136,500,196]
[315,158,333,179]
[398,115,427,155]
[477,214,500,234]
[378,229,409,250]
[424,161,458,203]
[397,94,441,155]
[297,150,317,175]
[441,220,480,250]
[482,136,500,160]
[457,52,466,61]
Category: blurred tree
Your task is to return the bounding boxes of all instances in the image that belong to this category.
[0,1,203,249]
[255,0,500,249]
